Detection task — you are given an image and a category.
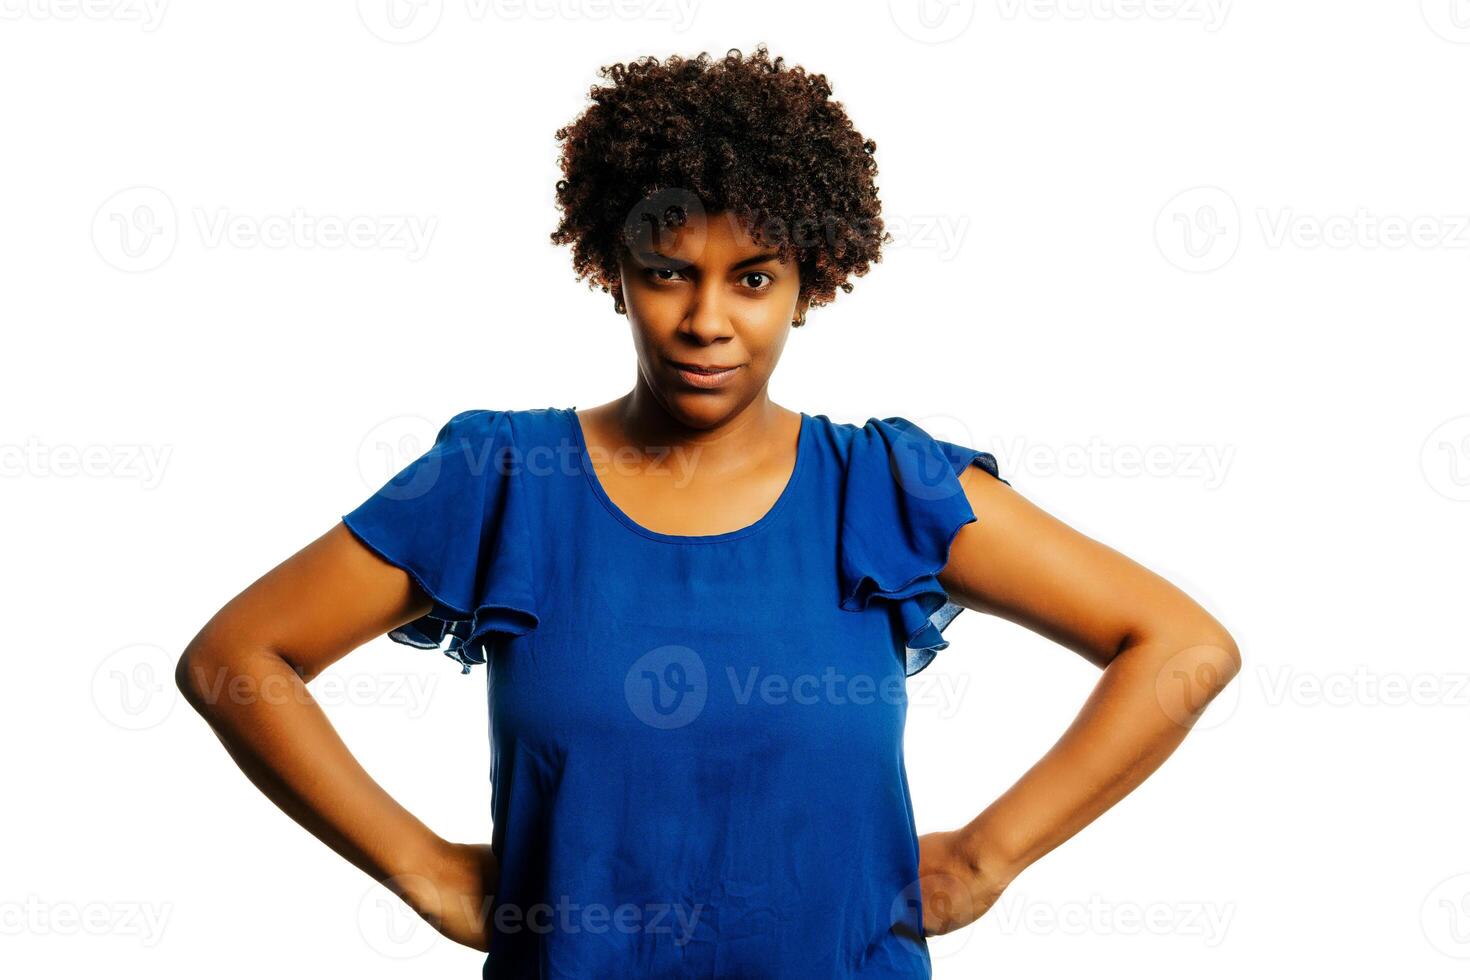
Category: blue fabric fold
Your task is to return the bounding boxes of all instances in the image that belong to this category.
[341,409,539,673]
[837,417,1009,676]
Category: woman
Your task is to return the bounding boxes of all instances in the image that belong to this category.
[176,46,1240,978]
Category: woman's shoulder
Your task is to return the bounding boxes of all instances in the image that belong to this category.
[808,410,1009,676]
[342,406,560,672]
[804,410,1006,486]
[433,406,575,448]
[805,410,967,444]
[439,405,572,428]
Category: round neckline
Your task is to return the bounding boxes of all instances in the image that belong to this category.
[565,407,809,545]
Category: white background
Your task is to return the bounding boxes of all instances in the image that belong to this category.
[3,1,1468,976]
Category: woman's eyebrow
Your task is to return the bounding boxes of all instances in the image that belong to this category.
[633,249,783,271]
[730,252,782,270]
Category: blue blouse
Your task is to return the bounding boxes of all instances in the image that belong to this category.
[342,407,1007,979]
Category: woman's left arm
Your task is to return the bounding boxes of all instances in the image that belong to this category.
[919,464,1242,935]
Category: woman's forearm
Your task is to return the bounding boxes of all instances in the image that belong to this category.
[175,641,447,901]
[957,631,1241,885]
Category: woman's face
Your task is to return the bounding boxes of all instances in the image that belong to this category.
[616,209,807,425]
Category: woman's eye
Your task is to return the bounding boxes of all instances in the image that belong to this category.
[644,268,773,290]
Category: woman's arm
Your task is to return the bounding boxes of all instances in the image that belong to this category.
[174,521,497,951]
[921,465,1241,934]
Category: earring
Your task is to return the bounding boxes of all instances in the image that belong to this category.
[614,298,626,315]
[792,312,806,327]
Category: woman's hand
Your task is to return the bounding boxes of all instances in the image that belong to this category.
[391,839,501,952]
[915,830,1013,937]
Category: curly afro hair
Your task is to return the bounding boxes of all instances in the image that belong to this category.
[549,44,891,324]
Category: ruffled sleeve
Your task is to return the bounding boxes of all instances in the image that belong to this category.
[837,416,1009,677]
[341,409,539,673]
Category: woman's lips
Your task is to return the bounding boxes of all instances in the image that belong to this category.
[669,360,742,389]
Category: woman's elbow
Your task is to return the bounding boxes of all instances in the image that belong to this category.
[175,633,271,718]
[1205,631,1242,689]
[1126,616,1243,697]
[175,640,225,717]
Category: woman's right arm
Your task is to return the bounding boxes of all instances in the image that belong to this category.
[174,521,497,951]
